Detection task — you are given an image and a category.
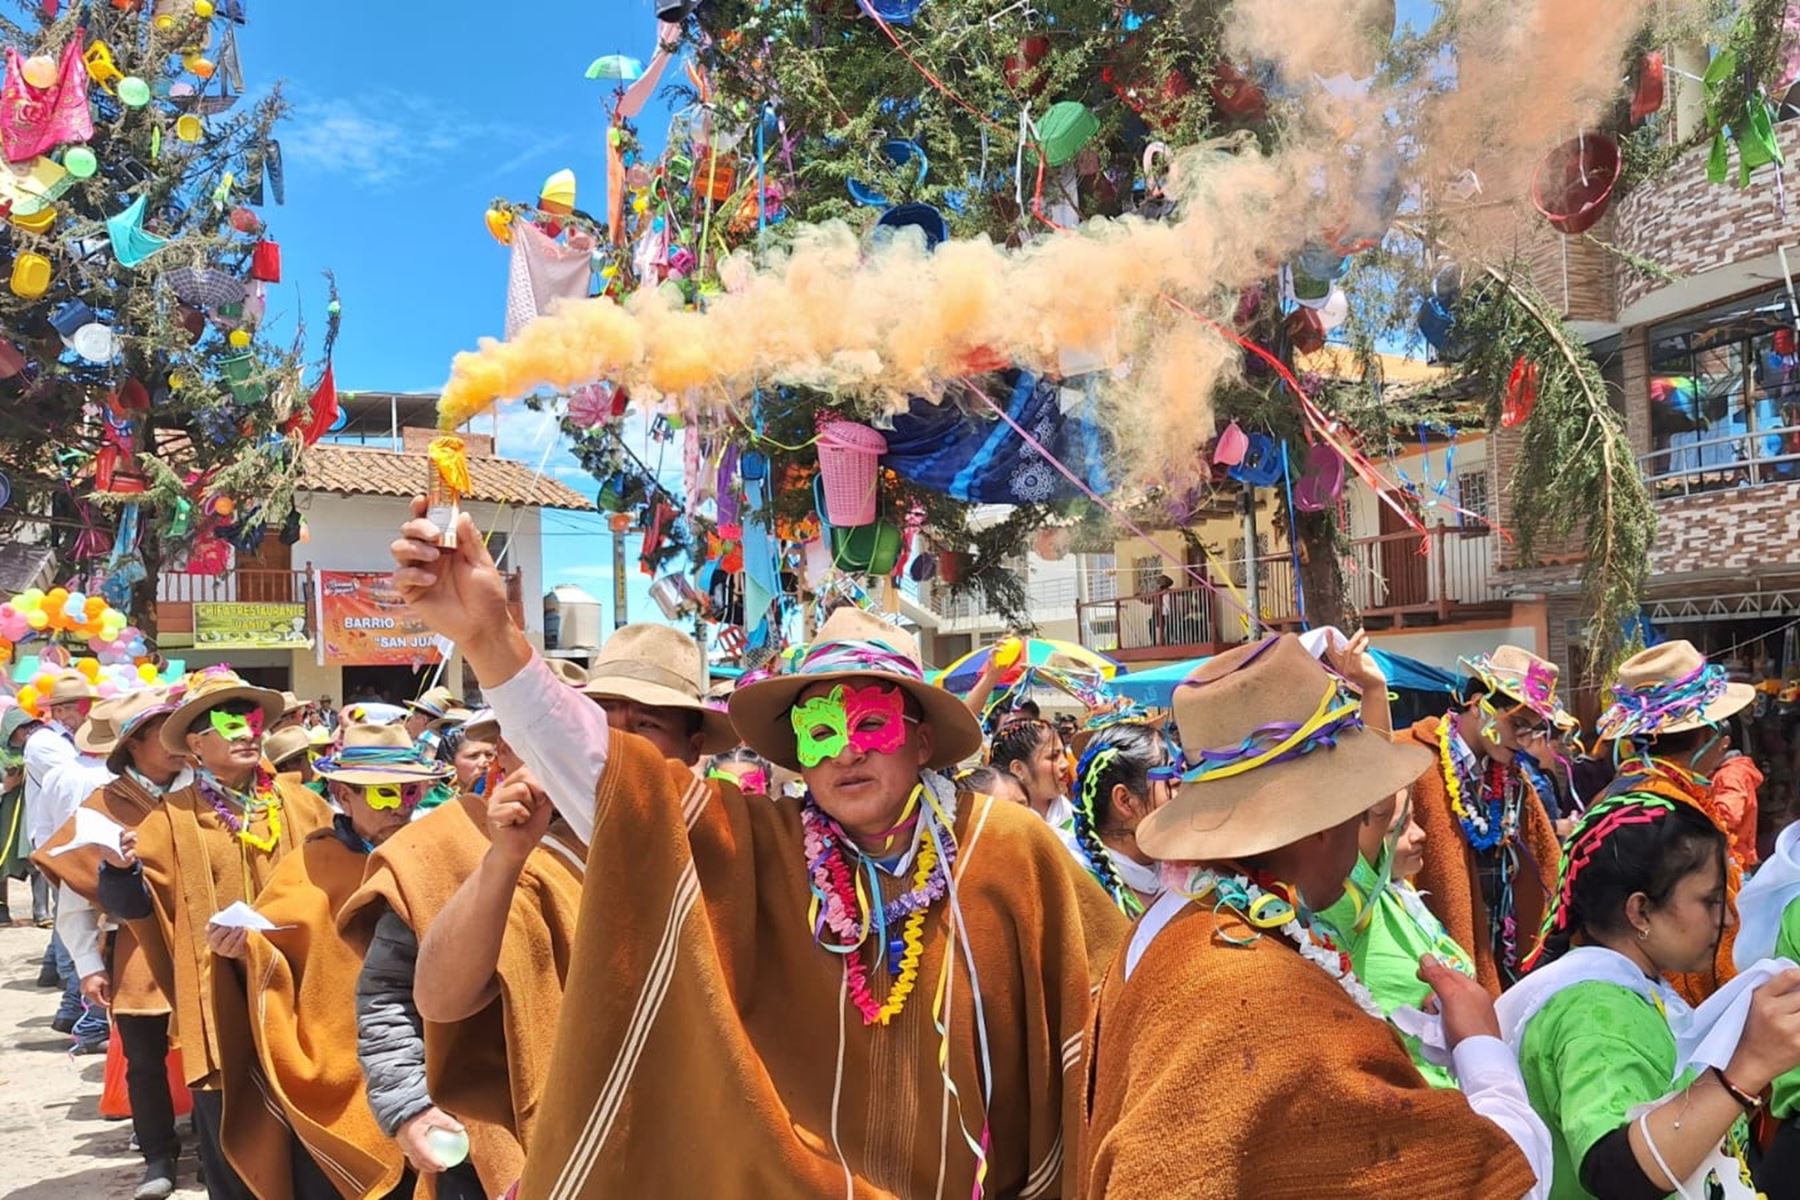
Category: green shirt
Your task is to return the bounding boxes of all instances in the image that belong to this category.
[418,781,456,813]
[1775,898,1800,1120]
[1519,981,1676,1199]
[1317,853,1475,1089]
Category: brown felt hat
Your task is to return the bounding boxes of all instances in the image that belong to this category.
[1460,644,1575,729]
[76,687,179,773]
[1135,634,1432,862]
[729,607,983,772]
[264,724,313,768]
[1597,639,1755,741]
[583,623,736,755]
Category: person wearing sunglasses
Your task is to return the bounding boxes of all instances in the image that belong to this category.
[1398,646,1574,994]
[205,721,455,1200]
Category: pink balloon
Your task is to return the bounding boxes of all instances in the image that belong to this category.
[96,682,119,699]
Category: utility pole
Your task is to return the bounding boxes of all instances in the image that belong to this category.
[1240,488,1261,638]
[613,525,629,629]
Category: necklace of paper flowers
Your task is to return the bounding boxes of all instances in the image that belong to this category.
[1438,712,1521,852]
[198,768,283,854]
[801,786,958,1027]
[1180,866,1383,1020]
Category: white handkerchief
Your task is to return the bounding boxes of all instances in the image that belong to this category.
[48,807,127,858]
[1674,957,1798,1076]
[207,901,289,932]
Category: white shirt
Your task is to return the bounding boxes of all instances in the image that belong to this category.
[21,724,77,849]
[483,655,614,846]
[56,766,191,980]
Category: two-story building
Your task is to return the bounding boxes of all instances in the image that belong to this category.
[155,392,593,704]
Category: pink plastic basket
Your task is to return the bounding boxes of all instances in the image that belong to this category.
[816,420,887,527]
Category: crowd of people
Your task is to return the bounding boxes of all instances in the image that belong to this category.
[0,498,1799,1199]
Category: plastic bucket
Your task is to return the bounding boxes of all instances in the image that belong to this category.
[816,420,886,527]
[1531,133,1619,236]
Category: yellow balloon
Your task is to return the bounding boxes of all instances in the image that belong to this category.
[137,663,159,683]
[16,685,39,715]
[228,329,251,349]
[75,658,101,680]
[194,0,216,16]
[175,114,204,143]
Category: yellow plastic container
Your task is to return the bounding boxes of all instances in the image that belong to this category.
[10,252,52,299]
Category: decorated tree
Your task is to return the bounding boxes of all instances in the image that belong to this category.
[463,0,1790,672]
[0,1,332,643]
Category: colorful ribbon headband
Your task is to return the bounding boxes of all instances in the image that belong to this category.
[1172,680,1362,785]
[1602,662,1728,742]
[794,637,924,681]
[1523,793,1678,970]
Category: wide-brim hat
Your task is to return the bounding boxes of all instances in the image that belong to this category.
[1458,644,1574,728]
[280,690,307,715]
[463,707,500,745]
[1135,634,1432,862]
[44,670,94,706]
[427,706,474,733]
[545,658,590,688]
[729,607,983,772]
[583,623,736,755]
[1597,639,1755,741]
[313,722,453,786]
[160,666,284,751]
[1,705,40,745]
[91,687,180,773]
[405,685,459,719]
[264,724,313,768]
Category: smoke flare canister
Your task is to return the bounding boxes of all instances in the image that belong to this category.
[426,435,472,550]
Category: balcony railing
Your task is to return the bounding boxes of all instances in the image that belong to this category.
[1641,421,1800,498]
[1078,526,1503,656]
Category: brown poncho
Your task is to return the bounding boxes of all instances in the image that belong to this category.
[211,829,404,1199]
[337,792,586,1198]
[517,732,1126,1200]
[130,775,334,1088]
[31,776,170,1016]
[1404,715,1561,994]
[1081,900,1537,1197]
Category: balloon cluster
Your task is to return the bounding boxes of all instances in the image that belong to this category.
[14,659,165,716]
[0,588,149,667]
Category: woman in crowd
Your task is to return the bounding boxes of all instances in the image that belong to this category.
[989,718,1074,828]
[951,765,1029,808]
[1499,792,1800,1198]
[1066,722,1171,915]
[434,725,497,794]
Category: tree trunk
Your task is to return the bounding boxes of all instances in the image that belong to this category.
[1294,507,1356,632]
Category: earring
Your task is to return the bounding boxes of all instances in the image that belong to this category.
[1636,926,1651,940]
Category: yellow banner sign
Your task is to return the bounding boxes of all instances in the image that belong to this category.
[193,602,312,650]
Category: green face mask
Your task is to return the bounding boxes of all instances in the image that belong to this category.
[790,687,850,768]
[208,708,258,742]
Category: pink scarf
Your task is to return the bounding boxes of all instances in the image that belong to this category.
[3,40,92,164]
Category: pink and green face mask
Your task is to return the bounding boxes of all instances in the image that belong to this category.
[208,707,265,743]
[790,684,909,768]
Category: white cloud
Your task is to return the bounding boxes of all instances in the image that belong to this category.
[282,88,568,189]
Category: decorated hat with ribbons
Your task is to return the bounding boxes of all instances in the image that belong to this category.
[1597,640,1755,742]
[313,722,452,787]
[1135,634,1431,862]
[1457,644,1575,729]
[730,606,983,772]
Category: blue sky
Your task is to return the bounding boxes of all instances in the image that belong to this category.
[241,0,1442,626]
[238,0,674,621]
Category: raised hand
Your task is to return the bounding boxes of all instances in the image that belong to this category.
[390,497,531,682]
[487,767,553,867]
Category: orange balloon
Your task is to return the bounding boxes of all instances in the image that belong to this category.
[83,596,106,616]
[45,587,68,610]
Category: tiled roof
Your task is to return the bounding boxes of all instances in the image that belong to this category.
[297,443,594,510]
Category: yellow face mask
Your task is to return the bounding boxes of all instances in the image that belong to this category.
[362,782,425,812]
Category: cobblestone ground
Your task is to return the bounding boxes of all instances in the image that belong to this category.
[0,877,206,1199]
